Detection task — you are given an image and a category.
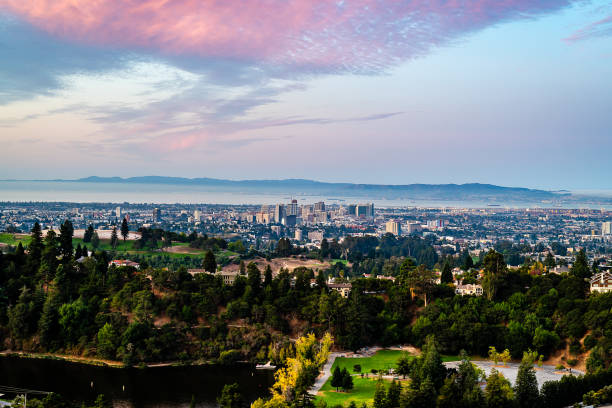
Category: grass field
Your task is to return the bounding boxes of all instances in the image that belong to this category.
[317,350,460,407]
[0,233,31,246]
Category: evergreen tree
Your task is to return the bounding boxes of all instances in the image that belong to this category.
[239,260,246,275]
[342,367,354,392]
[247,262,262,294]
[91,232,100,249]
[544,252,556,268]
[441,260,453,284]
[571,249,590,279]
[83,225,94,243]
[331,366,343,392]
[386,380,401,408]
[373,380,387,408]
[264,265,273,286]
[28,222,43,268]
[121,218,129,242]
[321,238,330,258]
[203,250,217,273]
[58,220,74,261]
[514,354,540,408]
[484,369,513,408]
[110,227,119,249]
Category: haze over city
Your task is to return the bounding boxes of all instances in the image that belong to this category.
[1,1,611,189]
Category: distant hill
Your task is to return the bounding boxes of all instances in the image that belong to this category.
[70,176,567,202]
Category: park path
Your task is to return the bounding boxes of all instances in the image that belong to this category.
[309,352,342,395]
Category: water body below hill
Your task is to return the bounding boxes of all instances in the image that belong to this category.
[1,181,612,209]
[0,355,274,408]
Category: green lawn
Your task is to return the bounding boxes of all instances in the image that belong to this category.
[332,350,408,374]
[0,233,31,246]
[317,350,460,407]
[319,376,385,407]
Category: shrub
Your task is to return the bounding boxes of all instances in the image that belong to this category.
[353,364,361,373]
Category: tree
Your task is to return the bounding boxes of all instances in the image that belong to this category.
[331,366,343,392]
[121,218,129,242]
[217,383,243,408]
[571,249,590,279]
[83,225,94,243]
[484,369,513,408]
[321,238,330,258]
[488,346,499,365]
[373,380,386,408]
[203,250,217,273]
[514,354,540,408]
[58,219,74,261]
[342,368,354,392]
[239,260,246,275]
[110,227,118,249]
[499,349,511,367]
[396,354,411,379]
[97,322,117,359]
[91,232,100,249]
[386,380,401,408]
[28,222,43,271]
[544,252,556,268]
[441,260,453,284]
[405,265,436,307]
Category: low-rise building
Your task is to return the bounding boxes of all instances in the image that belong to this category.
[328,283,352,298]
[108,259,140,269]
[590,272,612,293]
[455,284,483,296]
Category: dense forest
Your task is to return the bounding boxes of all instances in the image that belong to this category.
[0,221,610,378]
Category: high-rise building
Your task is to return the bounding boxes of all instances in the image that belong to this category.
[274,204,285,223]
[194,210,201,221]
[603,221,612,235]
[115,206,121,218]
[314,201,325,212]
[152,208,161,221]
[385,220,401,236]
[295,229,303,241]
[287,199,298,216]
[406,222,422,234]
[347,204,357,216]
[356,203,374,218]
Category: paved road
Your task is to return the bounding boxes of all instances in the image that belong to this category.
[444,360,583,389]
[309,352,343,395]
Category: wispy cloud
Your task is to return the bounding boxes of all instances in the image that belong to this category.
[564,15,612,43]
[1,1,578,73]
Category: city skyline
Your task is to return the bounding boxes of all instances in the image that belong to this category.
[1,1,611,189]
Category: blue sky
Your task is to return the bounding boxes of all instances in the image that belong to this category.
[0,1,611,189]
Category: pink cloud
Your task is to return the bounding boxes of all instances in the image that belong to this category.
[0,0,575,71]
[563,15,612,43]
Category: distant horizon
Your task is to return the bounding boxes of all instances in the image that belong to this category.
[0,176,604,193]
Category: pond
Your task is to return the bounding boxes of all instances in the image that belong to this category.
[0,356,275,408]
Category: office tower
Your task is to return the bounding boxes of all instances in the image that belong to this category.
[115,206,121,218]
[295,229,303,241]
[274,204,285,223]
[314,201,325,212]
[153,208,161,221]
[287,199,298,216]
[194,209,201,221]
[386,220,401,236]
[603,221,612,235]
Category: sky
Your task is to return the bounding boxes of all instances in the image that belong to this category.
[0,1,611,190]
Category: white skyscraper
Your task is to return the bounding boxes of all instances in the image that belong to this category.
[603,221,612,235]
[115,206,121,218]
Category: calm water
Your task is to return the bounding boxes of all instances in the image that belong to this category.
[0,180,611,209]
[0,356,274,408]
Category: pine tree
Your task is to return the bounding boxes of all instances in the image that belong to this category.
[514,354,540,408]
[27,222,43,273]
[331,366,343,392]
[484,369,513,408]
[264,265,273,286]
[91,232,100,249]
[342,367,354,392]
[58,219,74,261]
[83,224,94,243]
[571,249,590,279]
[110,227,118,249]
[121,217,129,242]
[441,260,453,284]
[373,380,387,408]
[386,380,401,408]
[203,250,217,273]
